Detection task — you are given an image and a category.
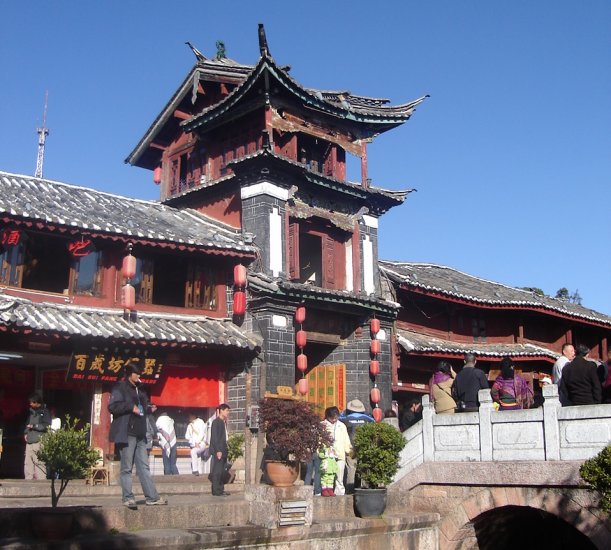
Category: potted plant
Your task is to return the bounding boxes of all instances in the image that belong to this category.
[353,421,406,517]
[225,432,245,484]
[258,397,331,487]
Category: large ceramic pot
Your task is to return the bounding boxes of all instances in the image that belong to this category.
[353,487,387,517]
[265,460,300,487]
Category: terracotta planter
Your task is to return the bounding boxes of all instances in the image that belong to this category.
[353,487,387,518]
[31,508,74,541]
[265,460,300,487]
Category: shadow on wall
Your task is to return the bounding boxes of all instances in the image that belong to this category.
[473,505,597,550]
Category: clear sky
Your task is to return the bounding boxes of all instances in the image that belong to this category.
[1,1,609,314]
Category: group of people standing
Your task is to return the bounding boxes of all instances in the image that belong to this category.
[306,399,374,497]
[554,343,607,405]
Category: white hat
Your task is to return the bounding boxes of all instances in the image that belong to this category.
[346,399,366,413]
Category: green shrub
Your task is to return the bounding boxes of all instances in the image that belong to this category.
[227,432,245,464]
[36,416,99,507]
[354,421,406,488]
[580,444,611,513]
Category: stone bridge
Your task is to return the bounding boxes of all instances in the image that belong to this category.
[388,385,611,549]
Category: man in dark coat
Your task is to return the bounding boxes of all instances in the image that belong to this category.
[209,403,230,496]
[24,392,51,479]
[108,363,166,508]
[453,353,489,412]
[559,344,602,406]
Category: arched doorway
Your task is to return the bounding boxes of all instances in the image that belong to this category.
[473,505,596,550]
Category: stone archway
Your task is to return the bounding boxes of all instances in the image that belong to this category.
[437,486,609,550]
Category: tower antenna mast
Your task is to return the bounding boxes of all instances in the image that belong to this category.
[35,91,49,178]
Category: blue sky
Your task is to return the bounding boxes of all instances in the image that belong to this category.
[1,1,609,314]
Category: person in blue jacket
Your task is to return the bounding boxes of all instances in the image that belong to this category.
[339,399,374,494]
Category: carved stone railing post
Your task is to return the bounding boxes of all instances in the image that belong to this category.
[478,389,494,461]
[421,394,435,462]
[543,384,561,460]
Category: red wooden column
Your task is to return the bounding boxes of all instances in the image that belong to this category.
[360,141,368,187]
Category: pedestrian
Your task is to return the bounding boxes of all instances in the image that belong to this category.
[491,357,534,410]
[321,406,351,496]
[552,343,576,384]
[399,399,422,431]
[185,411,208,476]
[156,410,179,475]
[559,344,602,406]
[453,353,489,412]
[339,399,373,494]
[209,403,230,496]
[23,392,51,480]
[108,363,167,508]
[429,361,457,414]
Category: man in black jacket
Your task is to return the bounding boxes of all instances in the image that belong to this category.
[24,392,51,479]
[453,353,489,412]
[209,403,230,496]
[559,344,602,406]
[108,363,166,508]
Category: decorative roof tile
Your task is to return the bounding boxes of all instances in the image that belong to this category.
[396,329,557,360]
[0,294,259,351]
[380,261,611,327]
[0,171,255,255]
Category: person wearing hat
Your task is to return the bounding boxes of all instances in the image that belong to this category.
[339,399,374,494]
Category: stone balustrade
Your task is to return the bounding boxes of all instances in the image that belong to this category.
[396,384,611,482]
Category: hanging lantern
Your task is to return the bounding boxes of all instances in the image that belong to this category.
[372,407,384,423]
[298,378,309,396]
[369,359,380,377]
[122,254,137,280]
[296,329,307,349]
[153,166,162,185]
[121,284,135,309]
[370,318,380,336]
[295,306,306,324]
[233,290,246,315]
[370,386,381,404]
[370,338,381,355]
[234,264,247,287]
[297,353,308,373]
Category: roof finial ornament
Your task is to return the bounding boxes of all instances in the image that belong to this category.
[258,23,270,57]
[185,41,206,62]
[215,40,226,60]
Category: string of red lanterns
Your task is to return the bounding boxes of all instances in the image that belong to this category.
[370,316,383,422]
[233,264,247,316]
[295,305,308,396]
[120,244,136,311]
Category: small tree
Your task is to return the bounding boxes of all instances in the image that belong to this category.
[258,398,331,462]
[227,432,245,464]
[580,444,611,513]
[36,417,99,507]
[354,422,406,488]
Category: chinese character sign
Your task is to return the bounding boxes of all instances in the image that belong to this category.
[67,349,164,384]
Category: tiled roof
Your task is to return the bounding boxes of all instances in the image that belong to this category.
[380,261,611,327]
[396,328,557,360]
[184,54,427,132]
[248,272,399,314]
[0,294,259,351]
[0,171,255,255]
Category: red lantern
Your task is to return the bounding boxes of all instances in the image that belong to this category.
[370,339,381,355]
[370,318,380,336]
[233,290,246,315]
[234,264,247,287]
[295,306,306,324]
[372,407,384,423]
[122,254,137,280]
[296,330,307,349]
[153,166,162,185]
[298,378,308,396]
[297,353,308,373]
[370,387,381,404]
[369,360,380,377]
[121,284,135,309]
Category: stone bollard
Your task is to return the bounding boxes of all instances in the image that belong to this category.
[245,484,313,529]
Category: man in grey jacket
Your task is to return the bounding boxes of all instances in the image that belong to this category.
[24,392,51,479]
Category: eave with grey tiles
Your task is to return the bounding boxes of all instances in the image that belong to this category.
[0,293,260,352]
[380,261,611,327]
[397,328,558,360]
[0,171,256,257]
